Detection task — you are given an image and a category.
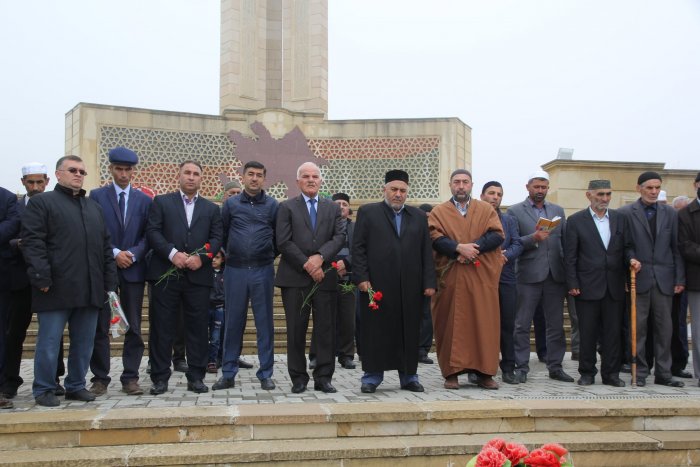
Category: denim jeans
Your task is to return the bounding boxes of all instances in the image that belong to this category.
[33,307,98,397]
[222,264,275,381]
[208,305,224,364]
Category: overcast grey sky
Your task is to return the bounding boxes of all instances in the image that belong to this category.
[1,1,699,204]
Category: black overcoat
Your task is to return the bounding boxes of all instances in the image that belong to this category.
[21,184,117,312]
[352,202,436,374]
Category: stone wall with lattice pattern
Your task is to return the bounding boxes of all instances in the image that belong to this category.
[99,126,440,200]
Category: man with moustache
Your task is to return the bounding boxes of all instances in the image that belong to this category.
[507,170,572,383]
[0,184,20,409]
[22,155,117,406]
[619,171,685,387]
[480,181,523,384]
[565,180,636,387]
[677,173,700,387]
[275,162,345,394]
[88,147,152,396]
[1,163,65,401]
[429,170,504,390]
[214,161,278,391]
[146,160,223,395]
[353,170,436,393]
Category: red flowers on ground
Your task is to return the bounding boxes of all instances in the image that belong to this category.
[467,438,572,467]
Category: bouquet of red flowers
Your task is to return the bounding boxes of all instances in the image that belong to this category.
[155,243,213,286]
[367,286,382,310]
[107,291,130,338]
[467,438,573,467]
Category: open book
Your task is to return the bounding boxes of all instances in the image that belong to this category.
[535,216,561,232]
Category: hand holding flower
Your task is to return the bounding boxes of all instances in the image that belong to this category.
[172,251,188,268]
[186,254,203,271]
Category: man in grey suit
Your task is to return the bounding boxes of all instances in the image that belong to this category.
[619,171,685,387]
[507,170,573,383]
[275,162,346,394]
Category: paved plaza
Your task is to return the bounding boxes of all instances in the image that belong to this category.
[4,352,698,412]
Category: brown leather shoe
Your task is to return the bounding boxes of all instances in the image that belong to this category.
[121,380,144,396]
[444,375,459,389]
[89,381,108,396]
[476,375,499,390]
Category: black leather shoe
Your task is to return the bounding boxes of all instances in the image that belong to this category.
[400,381,424,392]
[672,369,693,379]
[654,377,684,388]
[418,355,433,364]
[172,361,188,373]
[260,378,276,390]
[35,391,59,407]
[65,388,96,402]
[602,377,626,387]
[150,381,168,395]
[308,358,316,370]
[314,381,337,393]
[54,384,66,396]
[0,385,17,399]
[238,358,254,369]
[339,357,356,369]
[212,377,235,390]
[515,370,528,383]
[187,380,209,393]
[549,369,575,383]
[635,377,646,387]
[360,383,377,393]
[577,375,594,386]
[291,382,307,394]
[501,371,519,385]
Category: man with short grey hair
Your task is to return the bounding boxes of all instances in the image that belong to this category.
[507,170,573,383]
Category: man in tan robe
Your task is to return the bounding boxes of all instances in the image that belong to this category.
[429,169,504,389]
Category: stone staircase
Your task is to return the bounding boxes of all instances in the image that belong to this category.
[1,399,699,466]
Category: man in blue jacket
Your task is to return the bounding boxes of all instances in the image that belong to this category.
[214,161,279,391]
[89,147,152,396]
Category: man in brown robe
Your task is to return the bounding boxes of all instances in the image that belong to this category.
[429,169,504,389]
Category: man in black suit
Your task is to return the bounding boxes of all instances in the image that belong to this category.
[565,180,637,387]
[89,147,152,396]
[0,184,20,409]
[275,162,345,394]
[146,160,223,395]
[618,171,685,387]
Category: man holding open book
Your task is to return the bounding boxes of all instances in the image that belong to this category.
[507,170,573,384]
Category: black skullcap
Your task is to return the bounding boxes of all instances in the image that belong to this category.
[385,169,409,184]
[481,180,502,194]
[332,192,350,203]
[637,171,662,186]
[587,180,611,190]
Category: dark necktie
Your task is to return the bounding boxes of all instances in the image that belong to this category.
[309,198,317,229]
[118,191,126,224]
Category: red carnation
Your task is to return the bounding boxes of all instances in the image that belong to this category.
[541,443,568,460]
[484,438,506,451]
[205,242,211,251]
[332,261,339,269]
[524,448,561,467]
[475,446,508,467]
[110,316,120,325]
[503,442,529,465]
[373,291,383,301]
[207,252,214,258]
[474,260,481,267]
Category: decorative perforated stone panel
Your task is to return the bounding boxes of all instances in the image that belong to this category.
[99,126,440,200]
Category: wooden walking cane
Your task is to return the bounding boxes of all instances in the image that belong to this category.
[630,267,637,387]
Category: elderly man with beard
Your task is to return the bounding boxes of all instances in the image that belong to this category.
[429,170,504,390]
[352,170,436,393]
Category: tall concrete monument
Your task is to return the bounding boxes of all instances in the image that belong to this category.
[66,0,470,203]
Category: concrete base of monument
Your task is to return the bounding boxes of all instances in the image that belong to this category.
[1,354,698,466]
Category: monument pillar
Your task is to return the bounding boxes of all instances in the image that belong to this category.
[220,0,328,115]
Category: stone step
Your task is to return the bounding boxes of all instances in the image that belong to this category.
[0,400,699,465]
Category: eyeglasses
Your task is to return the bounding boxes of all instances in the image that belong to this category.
[59,168,88,176]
